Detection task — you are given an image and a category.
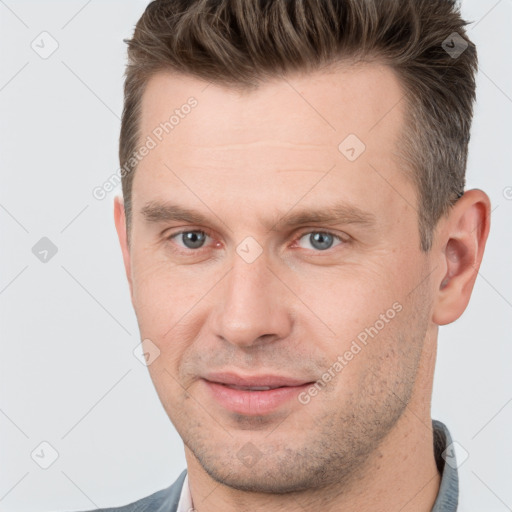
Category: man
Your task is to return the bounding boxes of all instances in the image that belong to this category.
[83,0,490,510]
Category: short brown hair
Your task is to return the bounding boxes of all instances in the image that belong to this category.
[120,0,477,251]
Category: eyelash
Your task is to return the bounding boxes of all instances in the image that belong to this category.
[165,228,347,255]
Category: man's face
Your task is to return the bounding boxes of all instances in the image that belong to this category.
[117,64,437,492]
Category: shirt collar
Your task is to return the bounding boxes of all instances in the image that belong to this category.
[176,419,458,512]
[431,419,459,511]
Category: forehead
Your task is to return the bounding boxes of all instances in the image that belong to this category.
[139,62,405,150]
[132,63,414,231]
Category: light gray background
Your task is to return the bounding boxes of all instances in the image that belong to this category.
[1,1,511,510]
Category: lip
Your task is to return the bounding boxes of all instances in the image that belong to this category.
[202,372,315,416]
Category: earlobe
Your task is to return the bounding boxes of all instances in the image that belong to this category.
[113,195,134,298]
[432,189,491,325]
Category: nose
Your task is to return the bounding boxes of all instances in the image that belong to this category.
[209,249,294,348]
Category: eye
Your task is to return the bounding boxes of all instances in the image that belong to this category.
[296,230,344,251]
[166,228,347,255]
[168,230,211,251]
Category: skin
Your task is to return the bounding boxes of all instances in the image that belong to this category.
[114,63,490,511]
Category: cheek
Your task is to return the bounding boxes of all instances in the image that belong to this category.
[130,239,423,355]
[290,261,401,332]
[130,253,213,369]
[131,252,195,323]
[288,256,423,390]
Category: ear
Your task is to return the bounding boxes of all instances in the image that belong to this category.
[114,195,134,300]
[432,189,491,325]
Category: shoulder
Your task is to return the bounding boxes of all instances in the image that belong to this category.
[63,469,188,512]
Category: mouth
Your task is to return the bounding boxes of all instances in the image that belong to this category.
[201,372,315,415]
[216,384,283,391]
[203,371,314,388]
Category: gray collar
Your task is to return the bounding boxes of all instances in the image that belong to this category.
[431,419,459,511]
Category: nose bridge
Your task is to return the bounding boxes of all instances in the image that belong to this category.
[210,246,292,347]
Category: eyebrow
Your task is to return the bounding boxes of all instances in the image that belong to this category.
[140,200,377,232]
